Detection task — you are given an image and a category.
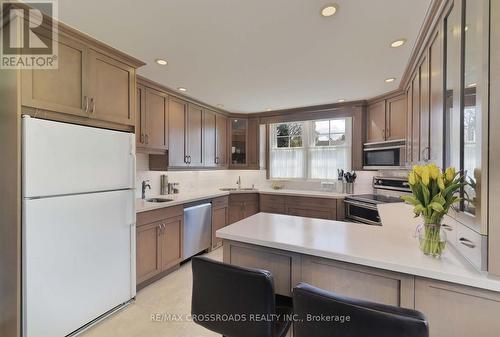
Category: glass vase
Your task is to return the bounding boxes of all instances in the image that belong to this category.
[418,223,447,258]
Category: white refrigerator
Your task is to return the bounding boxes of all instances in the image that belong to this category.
[22,117,136,337]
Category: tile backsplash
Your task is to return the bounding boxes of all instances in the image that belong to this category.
[135,153,376,198]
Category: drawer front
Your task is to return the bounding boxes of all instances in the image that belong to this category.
[285,196,337,208]
[137,205,183,226]
[212,196,229,209]
[444,216,487,270]
[260,203,286,214]
[229,193,259,203]
[260,194,286,205]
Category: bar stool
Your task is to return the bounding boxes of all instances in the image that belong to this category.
[293,282,429,337]
[191,257,293,337]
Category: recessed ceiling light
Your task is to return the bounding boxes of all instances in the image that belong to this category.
[390,39,407,48]
[320,4,338,17]
[266,108,273,112]
[467,82,477,88]
[465,25,469,32]
[217,104,224,108]
[385,78,396,83]
[338,99,345,103]
[155,58,168,66]
[178,87,187,92]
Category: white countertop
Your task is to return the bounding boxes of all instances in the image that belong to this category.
[217,203,500,292]
[136,188,347,213]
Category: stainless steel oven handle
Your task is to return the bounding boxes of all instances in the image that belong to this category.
[346,215,381,226]
[344,199,379,211]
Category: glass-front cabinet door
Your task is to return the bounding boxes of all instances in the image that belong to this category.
[231,119,247,165]
[445,0,489,234]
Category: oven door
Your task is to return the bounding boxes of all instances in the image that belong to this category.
[363,145,405,169]
[345,200,381,226]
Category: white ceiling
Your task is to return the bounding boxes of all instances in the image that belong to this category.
[57,0,431,113]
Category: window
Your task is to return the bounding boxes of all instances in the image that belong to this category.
[269,118,352,180]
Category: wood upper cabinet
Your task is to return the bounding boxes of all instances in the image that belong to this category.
[367,101,387,142]
[406,84,413,163]
[247,117,260,169]
[367,96,407,143]
[144,88,168,151]
[136,85,146,147]
[215,113,228,167]
[419,56,430,162]
[21,26,143,128]
[204,110,217,167]
[168,97,188,167]
[21,31,89,118]
[87,49,136,126]
[136,85,168,152]
[412,72,421,162]
[186,104,204,166]
[386,96,407,141]
[212,196,229,248]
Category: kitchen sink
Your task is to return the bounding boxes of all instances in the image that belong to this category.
[146,198,173,203]
[220,188,238,191]
[219,187,257,191]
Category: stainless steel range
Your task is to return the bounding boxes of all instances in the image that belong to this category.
[344,176,411,226]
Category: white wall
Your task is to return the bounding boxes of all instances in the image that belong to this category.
[136,153,375,198]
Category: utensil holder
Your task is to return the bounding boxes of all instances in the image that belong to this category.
[344,182,354,194]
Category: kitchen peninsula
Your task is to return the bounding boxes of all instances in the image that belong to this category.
[218,205,500,337]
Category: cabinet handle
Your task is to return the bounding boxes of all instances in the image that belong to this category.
[184,155,187,164]
[140,133,144,144]
[145,134,149,145]
[215,157,219,164]
[84,96,89,112]
[188,156,192,164]
[387,128,390,138]
[89,98,95,113]
[421,147,430,162]
[441,224,453,231]
[459,237,476,249]
[158,224,162,236]
[382,129,385,139]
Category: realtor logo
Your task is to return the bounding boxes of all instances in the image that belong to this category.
[1,0,58,69]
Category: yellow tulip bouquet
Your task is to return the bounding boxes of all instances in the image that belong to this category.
[402,164,464,257]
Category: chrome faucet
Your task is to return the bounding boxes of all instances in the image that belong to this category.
[236,176,242,190]
[141,180,151,200]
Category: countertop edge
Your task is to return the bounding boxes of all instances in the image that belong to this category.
[217,232,500,293]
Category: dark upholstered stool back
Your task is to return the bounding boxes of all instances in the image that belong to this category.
[293,282,429,337]
[191,257,291,337]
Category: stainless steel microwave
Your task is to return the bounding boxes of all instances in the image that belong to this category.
[363,139,406,170]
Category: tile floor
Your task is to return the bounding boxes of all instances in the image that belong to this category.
[80,249,222,337]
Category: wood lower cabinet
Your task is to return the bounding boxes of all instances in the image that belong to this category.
[136,206,183,289]
[302,256,415,308]
[415,278,500,337]
[211,196,229,248]
[228,193,259,224]
[260,194,341,220]
[260,194,286,214]
[136,220,162,284]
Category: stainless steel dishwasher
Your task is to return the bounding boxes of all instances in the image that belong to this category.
[183,202,212,259]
